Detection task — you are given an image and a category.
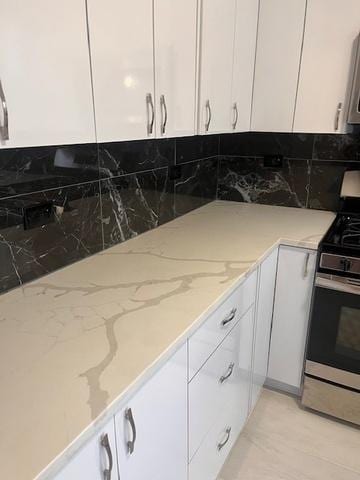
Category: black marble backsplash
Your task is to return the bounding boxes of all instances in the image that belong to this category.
[218,132,360,211]
[1,131,359,294]
[0,136,219,293]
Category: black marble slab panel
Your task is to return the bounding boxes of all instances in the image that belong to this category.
[99,139,175,177]
[308,161,360,211]
[313,134,360,161]
[174,158,218,216]
[175,135,219,164]
[0,181,102,293]
[218,156,310,208]
[0,144,99,199]
[101,168,174,248]
[220,132,314,159]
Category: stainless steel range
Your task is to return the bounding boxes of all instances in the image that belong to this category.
[302,172,360,425]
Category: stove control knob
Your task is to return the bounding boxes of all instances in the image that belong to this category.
[340,257,351,272]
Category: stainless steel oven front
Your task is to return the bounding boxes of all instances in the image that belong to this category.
[302,272,360,425]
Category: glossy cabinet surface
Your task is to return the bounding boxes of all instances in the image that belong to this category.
[115,343,187,480]
[251,0,306,132]
[188,269,257,380]
[0,0,95,148]
[54,418,118,480]
[88,0,154,142]
[268,246,317,391]
[250,247,278,412]
[154,0,198,137]
[293,0,360,133]
[198,0,237,134]
[231,0,259,132]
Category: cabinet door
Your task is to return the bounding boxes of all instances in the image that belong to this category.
[115,344,187,480]
[88,0,154,142]
[250,248,278,412]
[231,0,259,132]
[251,0,306,132]
[154,0,197,138]
[293,0,360,134]
[198,0,236,134]
[0,1,95,148]
[54,418,118,480]
[268,246,317,392]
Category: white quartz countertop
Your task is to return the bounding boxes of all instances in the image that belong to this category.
[0,201,335,480]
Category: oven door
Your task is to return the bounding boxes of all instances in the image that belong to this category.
[307,274,360,377]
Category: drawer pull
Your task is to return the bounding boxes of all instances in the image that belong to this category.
[221,308,237,327]
[217,427,231,451]
[219,362,235,384]
[100,434,113,480]
[125,407,137,455]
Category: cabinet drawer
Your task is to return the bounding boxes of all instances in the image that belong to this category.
[189,269,257,379]
[189,306,254,461]
[189,406,239,480]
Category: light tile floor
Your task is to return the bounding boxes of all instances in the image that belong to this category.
[218,388,360,480]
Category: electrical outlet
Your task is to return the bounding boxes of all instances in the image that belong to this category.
[263,155,284,169]
[23,202,54,230]
[169,165,182,180]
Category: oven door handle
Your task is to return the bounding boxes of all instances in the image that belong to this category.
[315,274,360,295]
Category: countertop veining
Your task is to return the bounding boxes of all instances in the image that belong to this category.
[0,201,335,480]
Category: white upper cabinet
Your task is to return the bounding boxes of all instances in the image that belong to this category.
[251,0,306,132]
[115,344,187,480]
[198,0,237,134]
[231,0,259,132]
[294,0,360,134]
[87,0,154,142]
[154,0,198,137]
[0,0,95,148]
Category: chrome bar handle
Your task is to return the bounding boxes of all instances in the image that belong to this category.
[335,102,342,131]
[205,99,212,132]
[303,252,310,278]
[0,78,9,141]
[217,427,231,451]
[125,407,137,455]
[160,94,168,135]
[146,93,155,136]
[232,102,238,130]
[221,307,237,327]
[100,434,113,480]
[219,362,235,384]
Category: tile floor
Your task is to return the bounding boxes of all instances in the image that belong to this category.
[218,388,360,480]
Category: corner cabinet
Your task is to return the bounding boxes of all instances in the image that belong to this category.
[267,246,317,393]
[87,0,197,142]
[0,0,95,148]
[115,343,187,480]
[293,0,360,134]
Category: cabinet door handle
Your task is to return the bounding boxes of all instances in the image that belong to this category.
[335,102,342,131]
[303,252,310,278]
[160,94,168,135]
[232,102,238,130]
[217,427,231,451]
[0,78,9,141]
[125,407,137,455]
[221,307,237,327]
[100,434,113,480]
[205,99,212,132]
[219,362,235,384]
[146,93,155,135]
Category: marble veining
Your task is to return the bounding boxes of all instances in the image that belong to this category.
[0,201,335,480]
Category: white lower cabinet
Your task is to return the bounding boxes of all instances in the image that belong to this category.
[250,248,278,412]
[115,343,187,480]
[267,246,317,392]
[54,418,118,480]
